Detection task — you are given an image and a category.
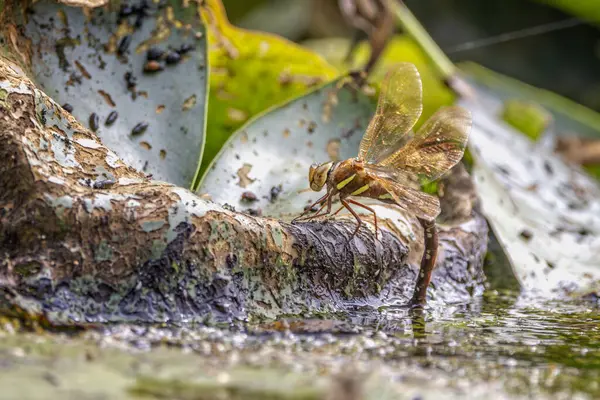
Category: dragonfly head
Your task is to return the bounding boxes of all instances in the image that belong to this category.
[309,161,334,191]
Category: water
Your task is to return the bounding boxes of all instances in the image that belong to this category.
[1,288,599,399]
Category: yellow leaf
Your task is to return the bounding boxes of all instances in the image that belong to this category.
[303,36,456,128]
[198,0,339,176]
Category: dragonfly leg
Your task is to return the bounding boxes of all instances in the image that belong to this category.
[409,218,439,307]
[340,199,363,239]
[332,199,379,241]
[295,200,328,222]
[345,199,379,241]
[304,192,334,221]
[331,204,345,216]
[292,192,329,224]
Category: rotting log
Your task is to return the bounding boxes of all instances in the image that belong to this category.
[0,50,487,325]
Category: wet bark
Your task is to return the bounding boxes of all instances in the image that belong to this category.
[0,18,487,325]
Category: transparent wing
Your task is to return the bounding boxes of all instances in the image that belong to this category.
[378,105,471,182]
[364,164,441,221]
[358,63,423,163]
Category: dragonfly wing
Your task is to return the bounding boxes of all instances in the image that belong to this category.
[380,178,441,221]
[364,164,441,220]
[378,105,471,182]
[358,63,423,163]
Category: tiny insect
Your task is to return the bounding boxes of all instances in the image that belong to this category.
[117,35,132,56]
[177,43,195,55]
[144,60,164,73]
[131,122,149,136]
[292,63,472,306]
[165,51,181,65]
[241,191,258,202]
[270,185,283,202]
[105,111,118,126]
[124,71,137,88]
[89,113,99,132]
[146,47,164,61]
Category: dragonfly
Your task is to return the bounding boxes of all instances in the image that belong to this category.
[292,62,471,306]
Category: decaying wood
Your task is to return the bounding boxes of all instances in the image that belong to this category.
[0,49,487,324]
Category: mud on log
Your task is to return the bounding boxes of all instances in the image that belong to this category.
[0,53,487,324]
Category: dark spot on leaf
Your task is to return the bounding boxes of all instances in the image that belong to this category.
[119,4,135,19]
[124,71,137,89]
[144,60,164,73]
[117,35,132,56]
[74,60,91,79]
[241,191,258,202]
[519,229,533,241]
[105,111,118,126]
[165,51,181,65]
[89,113,99,132]
[270,185,283,203]
[134,14,144,28]
[146,46,164,61]
[578,228,591,236]
[178,43,195,54]
[131,122,149,136]
[98,90,115,107]
[496,165,511,175]
[223,203,236,212]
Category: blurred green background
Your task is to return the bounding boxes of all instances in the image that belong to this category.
[222,0,600,112]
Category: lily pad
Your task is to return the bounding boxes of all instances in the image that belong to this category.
[458,65,600,298]
[198,79,376,217]
[197,0,339,182]
[22,0,208,187]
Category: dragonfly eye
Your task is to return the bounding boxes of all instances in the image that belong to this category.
[309,162,332,191]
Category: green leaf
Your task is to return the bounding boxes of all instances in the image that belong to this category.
[197,0,339,184]
[500,99,552,141]
[535,0,600,24]
[22,0,208,188]
[198,79,376,217]
[303,36,456,129]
